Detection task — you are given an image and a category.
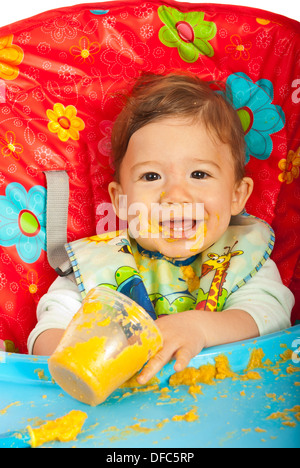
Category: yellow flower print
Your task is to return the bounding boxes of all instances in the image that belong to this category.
[69,36,101,64]
[0,35,24,80]
[278,147,300,184]
[256,18,270,25]
[0,131,23,160]
[46,103,85,142]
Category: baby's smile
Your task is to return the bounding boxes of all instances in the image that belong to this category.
[147,202,204,241]
[160,218,197,238]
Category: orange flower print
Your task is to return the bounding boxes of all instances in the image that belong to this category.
[69,36,101,64]
[20,269,40,294]
[225,34,252,61]
[46,103,85,142]
[0,34,24,80]
[0,131,23,160]
[278,147,300,184]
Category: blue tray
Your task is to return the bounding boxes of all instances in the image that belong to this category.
[1,326,300,448]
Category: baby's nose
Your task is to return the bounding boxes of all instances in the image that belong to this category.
[161,182,193,204]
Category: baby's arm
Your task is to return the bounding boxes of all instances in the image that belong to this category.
[137,259,294,384]
[33,328,65,355]
[223,259,293,335]
[27,276,82,355]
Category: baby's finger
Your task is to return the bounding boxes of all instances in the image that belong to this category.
[137,345,174,385]
[173,347,193,372]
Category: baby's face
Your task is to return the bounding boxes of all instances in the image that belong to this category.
[109,117,252,259]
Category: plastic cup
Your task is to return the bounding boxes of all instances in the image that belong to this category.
[48,287,163,406]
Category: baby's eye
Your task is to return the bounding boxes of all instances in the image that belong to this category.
[191,171,208,179]
[141,172,161,181]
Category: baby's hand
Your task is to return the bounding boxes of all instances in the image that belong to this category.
[136,310,206,385]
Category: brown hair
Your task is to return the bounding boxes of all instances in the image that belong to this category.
[111,72,246,181]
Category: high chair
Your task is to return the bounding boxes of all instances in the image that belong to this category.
[0,1,299,448]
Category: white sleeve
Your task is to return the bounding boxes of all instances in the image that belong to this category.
[224,258,294,336]
[27,275,82,354]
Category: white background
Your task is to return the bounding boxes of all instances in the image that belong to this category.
[0,0,299,28]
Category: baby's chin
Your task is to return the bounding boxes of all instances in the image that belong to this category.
[135,236,203,261]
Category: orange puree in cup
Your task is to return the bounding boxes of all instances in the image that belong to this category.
[48,288,162,406]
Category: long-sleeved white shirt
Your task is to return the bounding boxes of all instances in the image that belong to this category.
[27,258,294,354]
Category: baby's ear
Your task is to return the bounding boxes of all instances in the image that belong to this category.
[108,181,127,220]
[231,177,254,216]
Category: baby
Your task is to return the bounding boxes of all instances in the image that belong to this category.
[28,73,294,384]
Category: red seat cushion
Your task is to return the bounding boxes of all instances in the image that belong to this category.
[0,1,299,353]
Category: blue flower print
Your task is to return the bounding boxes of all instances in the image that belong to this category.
[90,10,109,15]
[0,182,46,263]
[226,72,285,163]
